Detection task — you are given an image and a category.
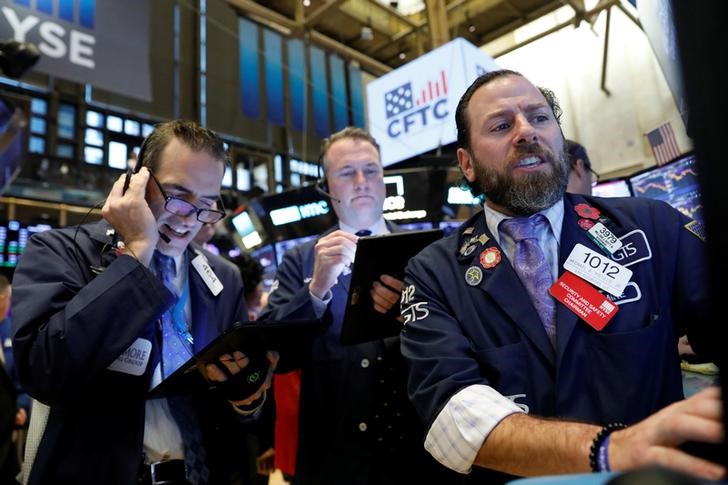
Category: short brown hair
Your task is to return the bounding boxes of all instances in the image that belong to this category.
[455,69,563,151]
[138,120,228,172]
[319,127,380,174]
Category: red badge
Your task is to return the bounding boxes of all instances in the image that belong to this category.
[574,203,600,220]
[548,271,619,331]
[578,218,595,230]
[480,247,501,269]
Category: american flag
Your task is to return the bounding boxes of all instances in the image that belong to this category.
[384,82,413,119]
[646,122,681,166]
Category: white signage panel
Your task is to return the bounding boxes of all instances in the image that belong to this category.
[367,38,499,166]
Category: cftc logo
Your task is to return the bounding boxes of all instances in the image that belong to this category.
[2,0,96,68]
[384,70,449,139]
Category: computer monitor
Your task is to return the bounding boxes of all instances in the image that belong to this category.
[592,179,632,198]
[274,235,318,266]
[229,210,265,250]
[0,96,28,195]
[249,185,337,245]
[250,244,277,292]
[0,220,53,268]
[397,221,432,231]
[382,168,445,225]
[439,220,464,236]
[628,154,703,223]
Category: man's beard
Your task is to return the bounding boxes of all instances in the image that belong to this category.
[474,143,569,216]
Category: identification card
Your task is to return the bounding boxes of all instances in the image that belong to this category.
[192,254,224,296]
[107,338,152,376]
[587,222,623,254]
[563,243,632,296]
[549,272,619,331]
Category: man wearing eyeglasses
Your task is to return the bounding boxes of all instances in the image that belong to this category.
[11,120,276,485]
[565,139,599,195]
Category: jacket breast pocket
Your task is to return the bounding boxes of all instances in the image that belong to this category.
[586,314,681,423]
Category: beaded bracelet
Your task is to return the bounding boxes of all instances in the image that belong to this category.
[589,423,627,472]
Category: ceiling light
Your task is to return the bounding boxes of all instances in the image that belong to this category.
[398,51,406,60]
[361,25,374,41]
[303,0,311,6]
[465,12,476,34]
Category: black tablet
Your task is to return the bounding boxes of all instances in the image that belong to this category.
[340,228,443,345]
[148,319,324,398]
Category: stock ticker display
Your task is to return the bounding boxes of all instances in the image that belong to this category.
[629,155,704,223]
[0,221,53,267]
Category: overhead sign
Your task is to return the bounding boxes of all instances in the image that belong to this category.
[367,37,498,167]
[0,0,151,101]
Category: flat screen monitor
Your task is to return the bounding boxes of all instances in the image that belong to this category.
[382,167,448,224]
[628,154,703,223]
[250,244,277,292]
[439,220,464,236]
[250,185,337,244]
[229,210,264,250]
[0,96,28,195]
[0,220,53,268]
[274,235,318,266]
[397,221,432,231]
[592,179,632,198]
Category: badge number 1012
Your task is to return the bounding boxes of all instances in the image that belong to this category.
[563,243,632,297]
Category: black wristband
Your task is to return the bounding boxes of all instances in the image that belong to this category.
[589,423,627,472]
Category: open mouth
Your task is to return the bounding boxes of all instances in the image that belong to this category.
[163,224,191,239]
[515,155,545,169]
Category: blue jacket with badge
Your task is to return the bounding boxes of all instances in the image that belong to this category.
[11,221,252,485]
[402,193,713,437]
[259,224,455,485]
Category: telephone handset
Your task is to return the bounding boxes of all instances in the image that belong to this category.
[114,140,171,246]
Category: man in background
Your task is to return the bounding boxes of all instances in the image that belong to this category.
[565,139,597,195]
[0,274,23,483]
[259,127,452,484]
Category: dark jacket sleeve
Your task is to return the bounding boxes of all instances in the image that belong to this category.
[257,241,327,372]
[10,228,172,403]
[258,242,320,323]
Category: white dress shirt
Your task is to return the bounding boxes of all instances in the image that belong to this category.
[424,201,564,473]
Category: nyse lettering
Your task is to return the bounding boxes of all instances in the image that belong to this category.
[387,99,448,138]
[2,7,95,68]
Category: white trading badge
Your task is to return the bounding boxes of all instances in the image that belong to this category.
[564,243,633,297]
[107,338,152,376]
[587,222,623,254]
[191,253,224,296]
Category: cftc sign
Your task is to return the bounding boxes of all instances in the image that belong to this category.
[367,38,499,167]
[1,0,151,101]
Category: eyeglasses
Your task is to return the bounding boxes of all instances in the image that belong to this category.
[589,167,601,187]
[148,170,226,224]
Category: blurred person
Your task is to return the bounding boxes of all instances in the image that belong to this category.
[227,253,274,485]
[400,70,722,483]
[565,139,598,195]
[11,120,277,485]
[0,275,22,484]
[229,254,265,321]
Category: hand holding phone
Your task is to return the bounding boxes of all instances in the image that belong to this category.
[101,167,158,265]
